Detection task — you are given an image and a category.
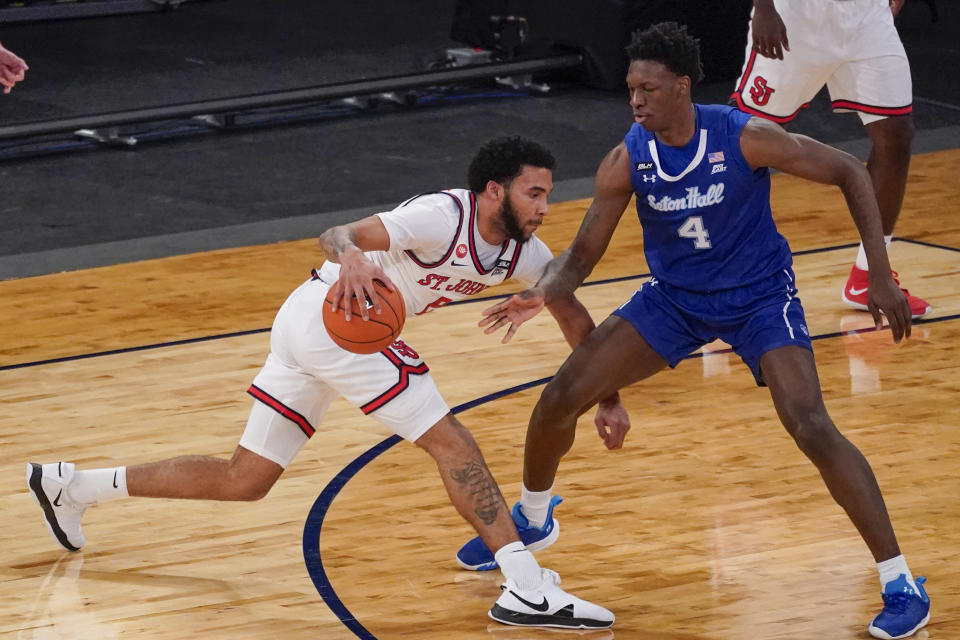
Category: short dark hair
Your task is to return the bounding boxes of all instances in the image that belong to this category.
[625,21,704,86]
[467,136,555,193]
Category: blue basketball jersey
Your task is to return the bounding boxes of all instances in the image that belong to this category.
[624,104,792,291]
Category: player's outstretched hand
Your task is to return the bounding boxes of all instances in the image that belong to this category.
[868,275,912,343]
[751,2,790,60]
[329,251,397,322]
[479,287,545,343]
[594,394,630,450]
[0,44,28,94]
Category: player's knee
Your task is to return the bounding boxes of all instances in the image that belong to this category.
[535,381,579,423]
[781,408,839,459]
[231,476,274,501]
[223,467,276,501]
[415,414,480,458]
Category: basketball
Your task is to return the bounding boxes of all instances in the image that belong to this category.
[322,279,406,354]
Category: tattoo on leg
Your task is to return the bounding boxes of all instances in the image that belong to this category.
[450,459,503,525]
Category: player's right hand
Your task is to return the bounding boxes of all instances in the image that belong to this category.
[751,3,790,60]
[479,288,546,343]
[330,249,397,322]
[594,394,630,450]
[867,275,912,343]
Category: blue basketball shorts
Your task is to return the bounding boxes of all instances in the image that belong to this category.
[612,267,812,386]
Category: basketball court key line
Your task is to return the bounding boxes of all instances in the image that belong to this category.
[301,314,959,638]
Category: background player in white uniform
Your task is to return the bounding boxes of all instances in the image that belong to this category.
[26,136,628,629]
[730,0,930,319]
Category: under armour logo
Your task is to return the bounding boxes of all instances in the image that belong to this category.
[643,175,656,183]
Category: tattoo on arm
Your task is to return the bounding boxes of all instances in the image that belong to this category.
[318,226,357,262]
[449,459,504,526]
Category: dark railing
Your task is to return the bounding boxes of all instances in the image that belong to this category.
[0,0,187,24]
[0,54,583,141]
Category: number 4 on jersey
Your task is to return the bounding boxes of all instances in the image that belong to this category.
[677,216,712,249]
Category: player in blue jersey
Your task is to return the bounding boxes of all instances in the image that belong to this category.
[456,22,930,639]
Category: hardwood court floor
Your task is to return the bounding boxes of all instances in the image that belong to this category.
[1,150,958,639]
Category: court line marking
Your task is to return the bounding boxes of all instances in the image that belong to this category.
[1,238,955,635]
[301,312,960,640]
[2,238,956,372]
[301,386,548,640]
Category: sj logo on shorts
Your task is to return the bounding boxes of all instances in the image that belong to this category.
[749,76,775,106]
[389,339,420,359]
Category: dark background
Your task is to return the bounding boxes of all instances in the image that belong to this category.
[0,0,957,277]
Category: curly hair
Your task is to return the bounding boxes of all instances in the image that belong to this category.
[625,21,704,86]
[467,136,555,193]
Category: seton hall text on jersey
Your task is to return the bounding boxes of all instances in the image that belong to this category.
[647,183,725,212]
[417,274,488,296]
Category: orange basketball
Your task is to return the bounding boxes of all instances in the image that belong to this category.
[322,280,406,354]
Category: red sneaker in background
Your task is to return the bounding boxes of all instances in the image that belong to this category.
[842,265,931,318]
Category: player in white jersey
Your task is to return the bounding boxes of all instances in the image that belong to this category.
[730,0,930,319]
[316,187,551,319]
[26,136,625,629]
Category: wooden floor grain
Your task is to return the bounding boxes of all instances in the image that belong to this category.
[2,150,957,639]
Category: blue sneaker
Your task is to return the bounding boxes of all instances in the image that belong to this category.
[868,575,930,639]
[456,496,562,571]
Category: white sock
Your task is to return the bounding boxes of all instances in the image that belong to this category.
[877,554,917,591]
[520,485,553,528]
[68,467,128,504]
[496,541,543,591]
[856,235,893,270]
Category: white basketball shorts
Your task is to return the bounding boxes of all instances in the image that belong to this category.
[238,274,450,468]
[731,0,912,125]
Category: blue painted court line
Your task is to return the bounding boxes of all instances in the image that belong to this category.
[2,237,955,635]
[300,312,960,639]
[896,237,960,253]
[0,327,270,372]
[300,386,548,640]
[4,237,955,372]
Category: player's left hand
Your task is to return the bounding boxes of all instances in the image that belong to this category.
[479,287,546,343]
[867,274,912,343]
[594,393,630,450]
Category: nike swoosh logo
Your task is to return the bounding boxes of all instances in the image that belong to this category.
[450,261,471,267]
[113,470,119,489]
[509,590,550,612]
[848,286,868,296]
[53,489,63,507]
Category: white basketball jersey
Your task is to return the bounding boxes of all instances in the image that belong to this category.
[316,189,553,316]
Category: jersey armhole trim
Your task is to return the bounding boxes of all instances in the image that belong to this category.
[403,191,465,268]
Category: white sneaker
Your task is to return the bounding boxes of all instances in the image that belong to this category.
[489,568,614,629]
[26,462,91,551]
